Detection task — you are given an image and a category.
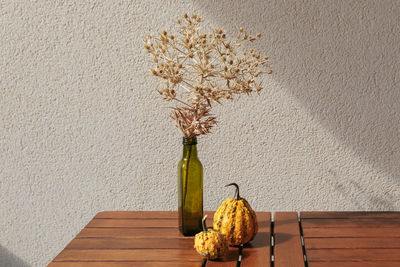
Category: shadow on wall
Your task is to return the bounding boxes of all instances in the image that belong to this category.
[194,1,400,184]
[0,245,31,267]
[327,169,397,210]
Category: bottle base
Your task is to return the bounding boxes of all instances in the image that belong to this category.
[179,228,200,236]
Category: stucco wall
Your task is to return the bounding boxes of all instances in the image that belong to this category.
[1,0,399,266]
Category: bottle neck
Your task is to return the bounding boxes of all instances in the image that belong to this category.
[182,137,198,159]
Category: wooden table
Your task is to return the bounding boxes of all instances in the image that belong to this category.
[48,211,400,267]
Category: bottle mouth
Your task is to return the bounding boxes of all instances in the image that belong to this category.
[182,136,197,145]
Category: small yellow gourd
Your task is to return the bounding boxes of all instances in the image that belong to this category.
[213,183,258,246]
[194,215,229,260]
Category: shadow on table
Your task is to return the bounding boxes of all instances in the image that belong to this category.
[0,245,31,267]
[220,248,241,262]
[245,232,293,248]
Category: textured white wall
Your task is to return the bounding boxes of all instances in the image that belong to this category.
[1,0,399,266]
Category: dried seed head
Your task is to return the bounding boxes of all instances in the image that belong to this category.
[144,13,272,137]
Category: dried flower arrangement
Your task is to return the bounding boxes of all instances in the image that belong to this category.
[144,13,271,137]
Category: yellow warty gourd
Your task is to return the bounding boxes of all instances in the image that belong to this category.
[194,215,229,260]
[213,183,258,246]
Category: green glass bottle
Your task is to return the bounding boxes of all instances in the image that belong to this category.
[178,136,203,236]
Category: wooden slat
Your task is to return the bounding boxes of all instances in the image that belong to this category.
[240,212,271,267]
[241,247,269,267]
[308,262,400,267]
[49,262,203,267]
[66,238,195,249]
[53,249,203,262]
[86,216,214,228]
[301,212,400,219]
[302,227,400,238]
[302,218,400,228]
[95,211,215,219]
[95,211,178,219]
[87,219,178,228]
[76,228,187,238]
[273,212,304,267]
[306,248,400,261]
[305,237,400,249]
[301,212,400,266]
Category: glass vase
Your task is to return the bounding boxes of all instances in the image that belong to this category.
[178,136,203,236]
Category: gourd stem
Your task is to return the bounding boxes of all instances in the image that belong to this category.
[202,215,208,232]
[225,183,240,200]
